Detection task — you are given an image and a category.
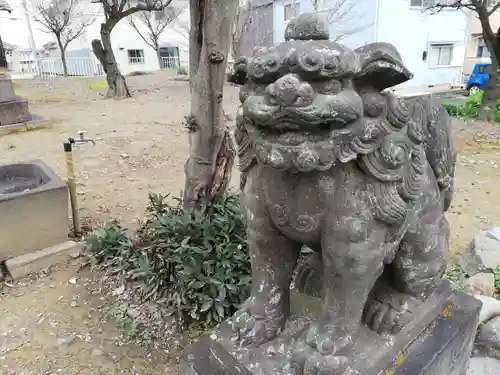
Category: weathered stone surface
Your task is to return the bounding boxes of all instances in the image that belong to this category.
[466,357,500,375]
[5,241,82,279]
[460,228,500,277]
[194,11,465,375]
[0,97,32,125]
[467,272,496,297]
[181,291,481,375]
[0,74,37,126]
[0,160,69,261]
[474,295,500,325]
[0,76,16,102]
[0,115,50,136]
[474,316,500,359]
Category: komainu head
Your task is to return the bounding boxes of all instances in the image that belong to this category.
[229,12,416,173]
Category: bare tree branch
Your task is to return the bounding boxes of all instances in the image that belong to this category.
[488,0,500,15]
[32,0,95,75]
[317,0,372,42]
[425,0,478,14]
[90,0,176,97]
[128,6,185,51]
[33,0,95,46]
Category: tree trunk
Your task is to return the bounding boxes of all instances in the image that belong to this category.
[91,23,130,99]
[479,60,500,121]
[56,34,68,77]
[477,10,500,120]
[183,0,239,210]
[157,50,163,70]
[0,34,8,71]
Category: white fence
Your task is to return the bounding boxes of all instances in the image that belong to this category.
[161,56,181,69]
[39,58,104,78]
[9,57,104,79]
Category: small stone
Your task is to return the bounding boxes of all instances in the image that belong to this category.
[57,334,75,346]
[70,301,78,307]
[467,357,500,375]
[68,277,77,285]
[120,153,129,159]
[474,296,500,325]
[475,316,500,359]
[460,229,500,277]
[467,273,496,297]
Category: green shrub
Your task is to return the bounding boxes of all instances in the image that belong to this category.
[86,192,250,330]
[443,90,482,119]
[177,66,188,76]
[443,103,460,117]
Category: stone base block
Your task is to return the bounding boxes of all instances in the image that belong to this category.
[180,287,481,375]
[0,114,50,136]
[5,241,83,279]
[0,160,69,261]
[0,77,16,102]
[0,97,32,125]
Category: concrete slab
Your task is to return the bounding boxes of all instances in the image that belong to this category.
[0,115,51,136]
[5,241,83,279]
[0,160,69,261]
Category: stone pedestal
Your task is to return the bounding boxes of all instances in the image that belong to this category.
[0,74,33,126]
[180,284,481,375]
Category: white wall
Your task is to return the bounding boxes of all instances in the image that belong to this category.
[376,0,468,87]
[0,0,53,49]
[62,2,190,74]
[0,0,190,75]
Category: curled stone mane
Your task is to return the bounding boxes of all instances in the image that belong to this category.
[230,13,455,230]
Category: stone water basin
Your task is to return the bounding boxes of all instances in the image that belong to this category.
[0,160,69,261]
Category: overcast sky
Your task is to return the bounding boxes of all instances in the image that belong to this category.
[0,0,52,49]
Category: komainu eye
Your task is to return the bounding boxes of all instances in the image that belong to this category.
[316,80,341,95]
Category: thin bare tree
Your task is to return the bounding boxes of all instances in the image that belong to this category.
[313,0,371,42]
[231,0,252,59]
[426,0,500,120]
[33,0,94,77]
[183,0,239,209]
[128,5,185,69]
[90,0,174,98]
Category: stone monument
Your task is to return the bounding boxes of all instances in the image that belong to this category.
[0,1,35,127]
[180,13,481,375]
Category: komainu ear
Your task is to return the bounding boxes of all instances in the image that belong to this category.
[227,56,248,85]
[354,43,413,91]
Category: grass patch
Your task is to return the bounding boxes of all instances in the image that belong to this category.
[444,264,467,292]
[88,81,109,91]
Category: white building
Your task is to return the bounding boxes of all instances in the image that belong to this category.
[271,0,469,88]
[1,0,190,76]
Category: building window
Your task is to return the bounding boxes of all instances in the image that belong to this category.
[284,2,299,21]
[127,49,145,64]
[430,44,453,67]
[476,37,491,58]
[159,46,180,69]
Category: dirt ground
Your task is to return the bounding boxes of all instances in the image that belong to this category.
[1,71,500,374]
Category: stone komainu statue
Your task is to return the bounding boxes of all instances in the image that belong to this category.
[227,13,456,375]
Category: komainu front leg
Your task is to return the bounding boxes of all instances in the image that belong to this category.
[231,171,301,347]
[293,217,386,375]
[364,211,449,335]
[231,214,300,347]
